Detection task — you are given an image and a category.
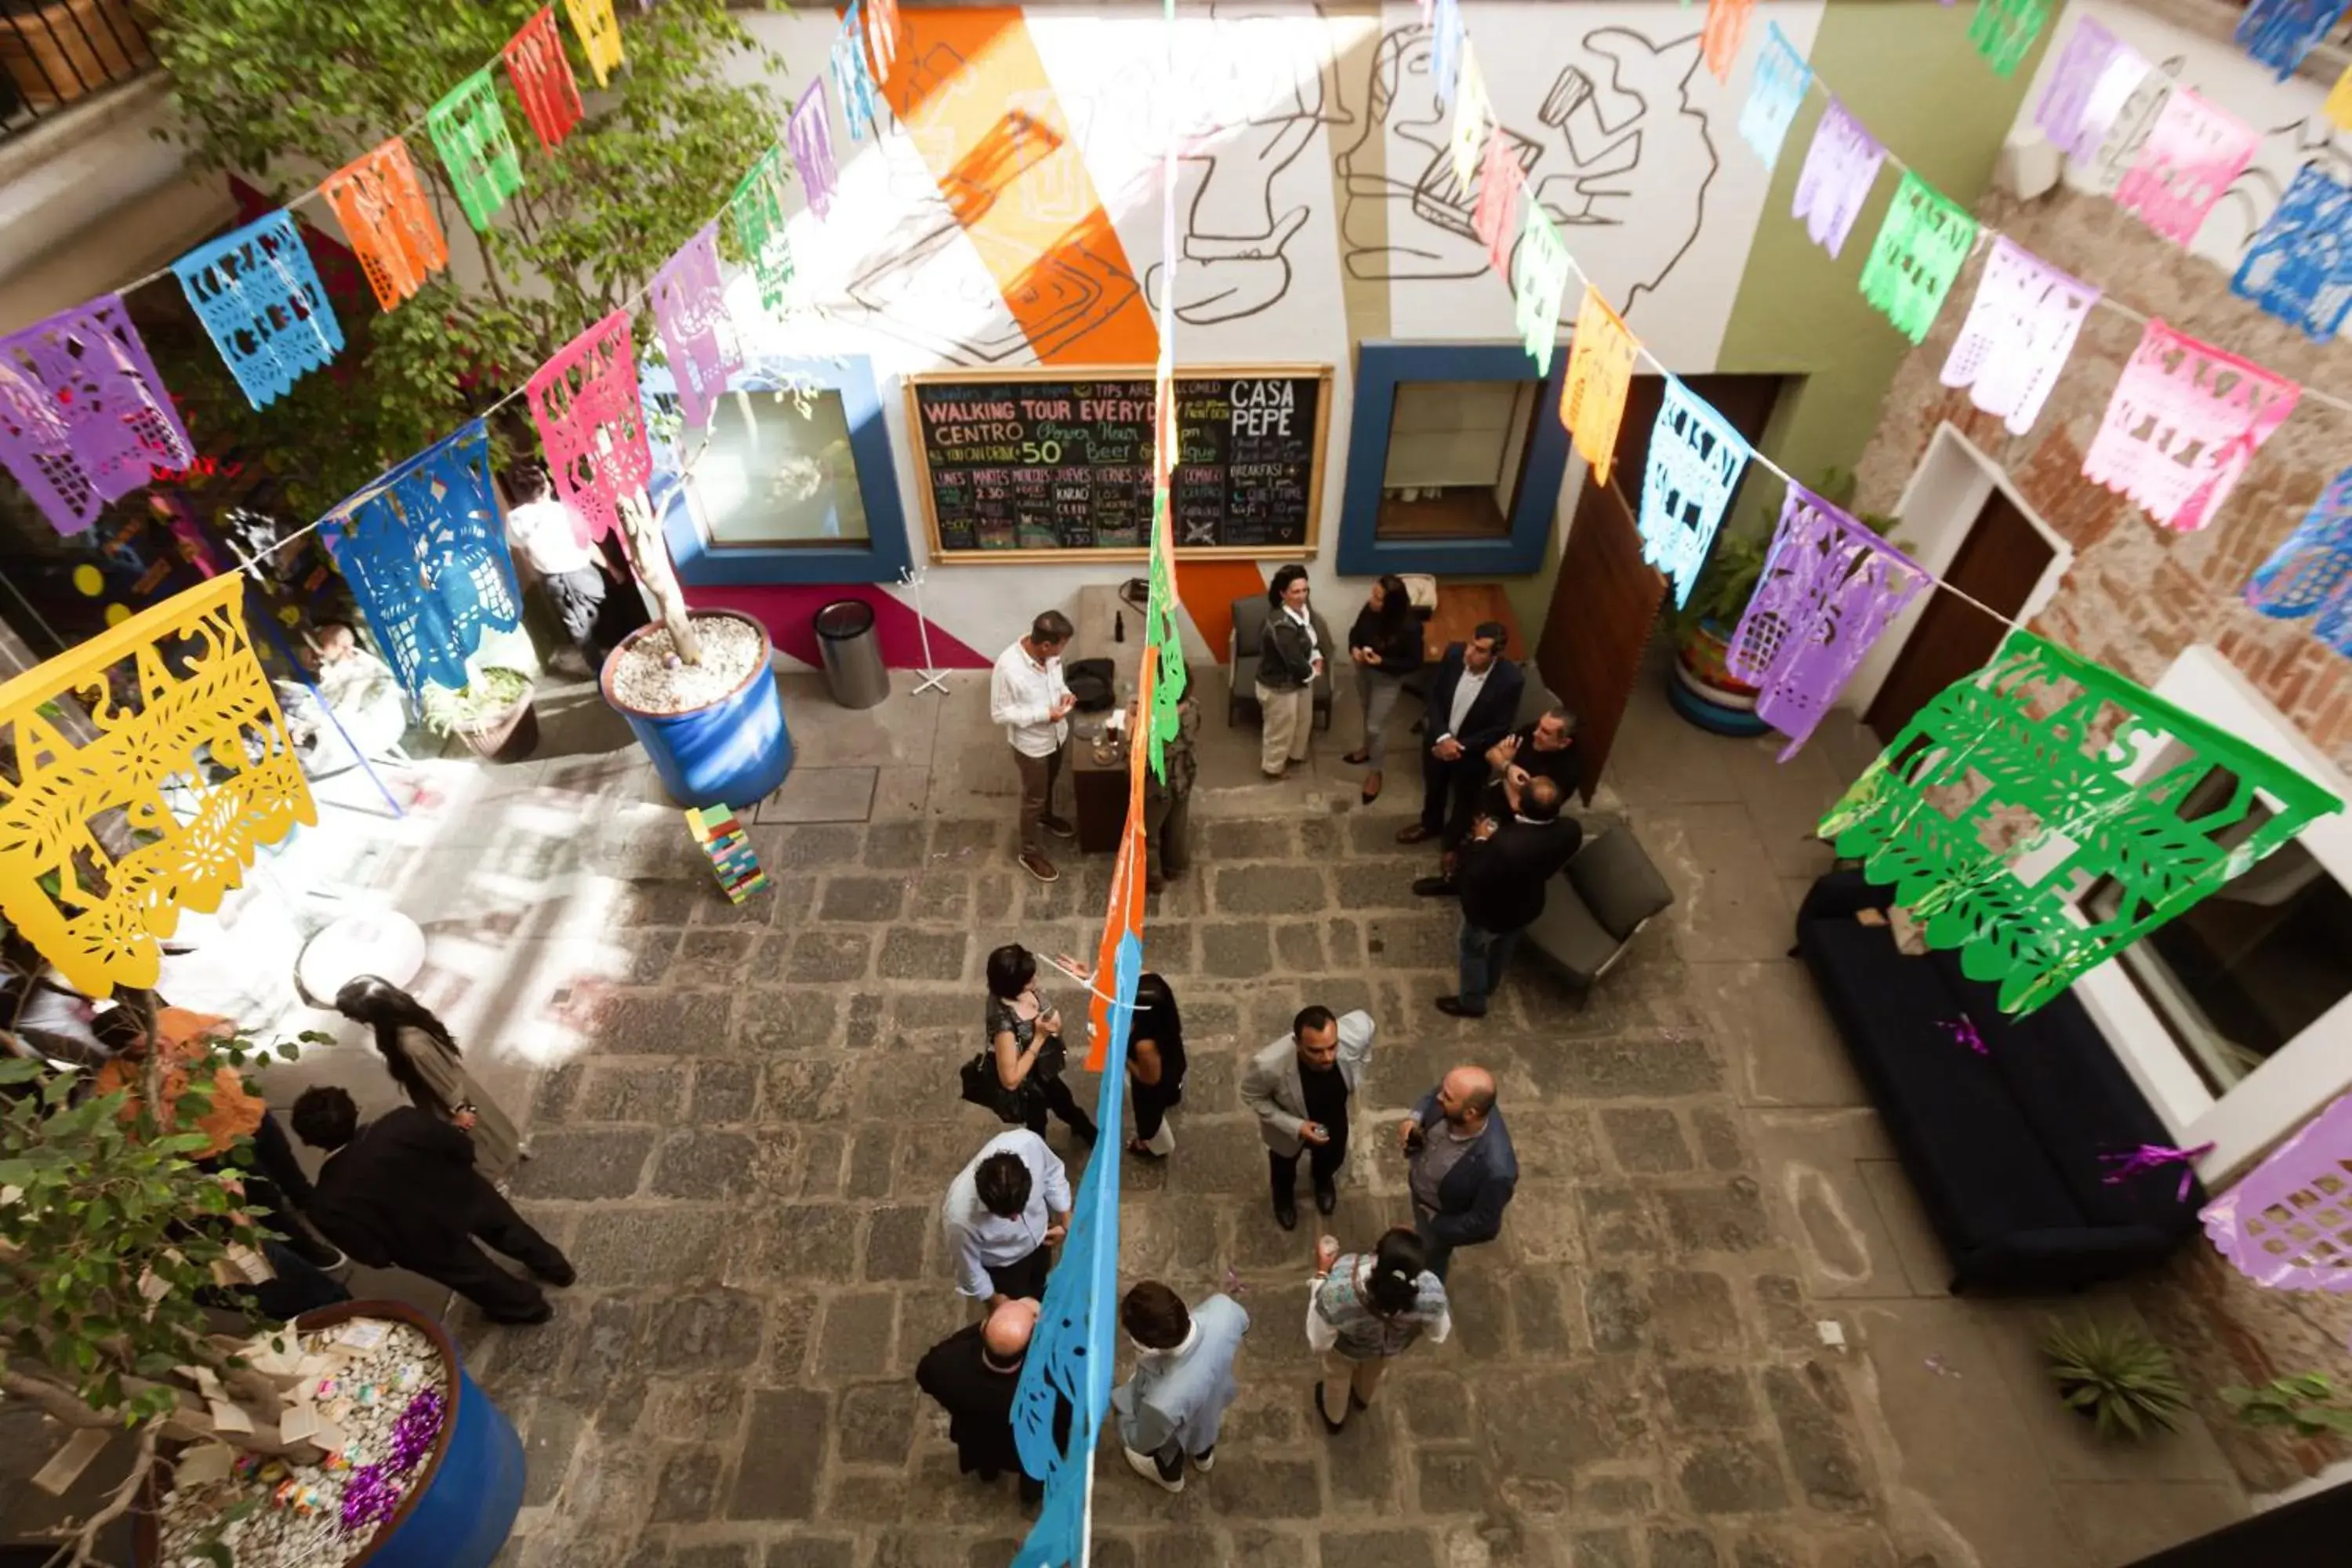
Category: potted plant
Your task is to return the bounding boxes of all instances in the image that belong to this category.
[0,1004,522,1566]
[2042,1318,2191,1440]
[420,668,537,764]
[2222,1372,2352,1440]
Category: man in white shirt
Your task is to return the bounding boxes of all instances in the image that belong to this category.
[1399,622,1525,847]
[942,1127,1072,1306]
[504,463,626,674]
[989,610,1079,884]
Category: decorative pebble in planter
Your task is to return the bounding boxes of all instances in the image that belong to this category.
[601,609,792,810]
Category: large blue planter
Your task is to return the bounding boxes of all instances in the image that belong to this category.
[601,610,793,810]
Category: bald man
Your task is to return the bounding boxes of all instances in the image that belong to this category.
[1396,1067,1518,1280]
[916,1298,1052,1503]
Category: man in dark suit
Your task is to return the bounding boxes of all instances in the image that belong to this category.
[1438,774,1583,1018]
[291,1086,574,1324]
[1396,1066,1519,1280]
[915,1298,1052,1504]
[1397,623,1525,848]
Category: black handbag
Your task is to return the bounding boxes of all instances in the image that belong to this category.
[960,1051,1022,1122]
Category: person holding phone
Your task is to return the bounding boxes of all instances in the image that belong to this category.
[983,943,1098,1147]
[1240,1004,1377,1230]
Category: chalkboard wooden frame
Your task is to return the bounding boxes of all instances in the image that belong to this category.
[905,364,1333,563]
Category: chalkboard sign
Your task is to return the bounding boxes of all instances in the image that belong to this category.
[907,366,1330,560]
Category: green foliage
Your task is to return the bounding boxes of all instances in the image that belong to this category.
[2041,1318,2190,1442]
[2223,1373,2352,1439]
[143,0,787,514]
[420,666,533,734]
[0,1017,310,1430]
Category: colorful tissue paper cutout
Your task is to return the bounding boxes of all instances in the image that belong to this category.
[833,2,880,142]
[1739,23,1813,170]
[1512,204,1571,377]
[2245,466,2352,655]
[323,421,522,700]
[1429,0,1463,114]
[525,310,653,544]
[1472,130,1524,275]
[2203,1092,2352,1292]
[1858,171,1980,345]
[2236,0,2350,81]
[1821,631,2343,1016]
[1639,379,1748,612]
[322,138,449,313]
[171,211,345,411]
[1449,44,1488,199]
[1940,237,2100,436]
[650,224,739,431]
[1703,0,1753,82]
[427,71,524,233]
[1562,285,1639,485]
[504,5,583,152]
[1969,0,2050,78]
[2231,163,2352,341]
[787,79,837,220]
[2115,89,2259,245]
[865,0,900,85]
[2102,1142,2213,1203]
[2083,318,2301,532]
[730,147,797,314]
[2037,17,2130,161]
[561,0,624,89]
[2331,63,2352,130]
[0,295,194,535]
[1728,484,1929,760]
[1792,100,1884,259]
[0,574,318,998]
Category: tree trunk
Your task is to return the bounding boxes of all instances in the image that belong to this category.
[619,491,702,665]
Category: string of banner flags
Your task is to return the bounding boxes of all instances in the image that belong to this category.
[1419,0,2352,767]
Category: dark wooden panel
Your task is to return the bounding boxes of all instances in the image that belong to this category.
[1539,479,1663,807]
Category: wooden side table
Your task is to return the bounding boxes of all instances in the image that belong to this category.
[1065,584,1147,854]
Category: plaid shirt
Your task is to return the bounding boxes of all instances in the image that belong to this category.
[1145,695,1200,803]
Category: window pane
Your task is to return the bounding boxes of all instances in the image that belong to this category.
[1376,379,1534,541]
[692,387,869,548]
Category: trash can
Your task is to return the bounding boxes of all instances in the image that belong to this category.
[814,597,890,710]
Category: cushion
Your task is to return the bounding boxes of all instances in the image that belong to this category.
[1566,829,1673,940]
[1516,678,1562,730]
[1523,885,1621,982]
[1229,594,1269,658]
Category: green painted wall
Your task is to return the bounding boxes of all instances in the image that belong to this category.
[1715,0,2049,539]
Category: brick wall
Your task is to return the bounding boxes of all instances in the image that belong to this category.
[1849,185,2352,775]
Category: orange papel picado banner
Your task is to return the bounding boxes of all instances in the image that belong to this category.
[1563,285,1640,485]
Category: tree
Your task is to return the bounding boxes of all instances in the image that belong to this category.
[145,0,790,664]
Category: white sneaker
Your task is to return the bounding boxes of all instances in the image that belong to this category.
[1190,1446,1216,1474]
[1123,1445,1183,1493]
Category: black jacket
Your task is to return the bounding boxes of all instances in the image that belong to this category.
[1457,815,1584,933]
[915,1325,1036,1479]
[1422,645,1524,756]
[1258,608,1320,689]
[1346,604,1424,676]
[1410,1096,1519,1247]
[307,1105,492,1270]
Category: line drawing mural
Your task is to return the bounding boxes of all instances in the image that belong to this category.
[1338,18,1715,318]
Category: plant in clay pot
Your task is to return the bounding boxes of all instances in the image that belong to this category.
[2041,1317,2190,1441]
[419,668,537,763]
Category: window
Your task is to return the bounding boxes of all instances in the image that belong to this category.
[691,387,869,549]
[2082,765,2352,1096]
[1376,379,1537,542]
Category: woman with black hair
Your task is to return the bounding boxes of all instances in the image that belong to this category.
[1125,971,1188,1159]
[333,976,523,1181]
[1343,574,1423,804]
[1305,1225,1451,1432]
[983,944,1098,1148]
[1255,564,1322,779]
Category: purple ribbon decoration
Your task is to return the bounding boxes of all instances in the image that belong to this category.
[1938,1015,1987,1055]
[2100,1142,2216,1203]
[1792,100,1885,260]
[2037,16,2130,162]
[650,223,741,430]
[0,294,195,536]
[338,1463,399,1534]
[787,78,837,220]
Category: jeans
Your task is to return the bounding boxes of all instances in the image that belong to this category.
[1414,1209,1458,1281]
[1456,920,1523,1012]
[1355,668,1408,770]
[1013,743,1067,858]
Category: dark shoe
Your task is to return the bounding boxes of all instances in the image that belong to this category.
[1396,823,1433,844]
[1435,995,1487,1018]
[493,1301,555,1326]
[1020,852,1060,883]
[1315,1388,1345,1434]
[1314,1182,1338,1217]
[1273,1197,1298,1232]
[535,1258,578,1288]
[1350,1388,1370,1413]
[1146,870,1166,895]
[1042,813,1077,840]
[1341,750,1370,766]
[1127,1137,1168,1161]
[1362,770,1382,804]
[978,1468,1004,1483]
[1411,875,1457,898]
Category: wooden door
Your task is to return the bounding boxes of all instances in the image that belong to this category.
[1537,374,1780,803]
[1864,488,2054,742]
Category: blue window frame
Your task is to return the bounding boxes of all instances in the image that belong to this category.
[644,351,911,586]
[1335,340,1570,577]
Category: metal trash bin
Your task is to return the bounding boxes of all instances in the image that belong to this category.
[814,598,890,710]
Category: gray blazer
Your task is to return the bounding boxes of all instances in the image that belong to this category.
[1238,1010,1376,1156]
